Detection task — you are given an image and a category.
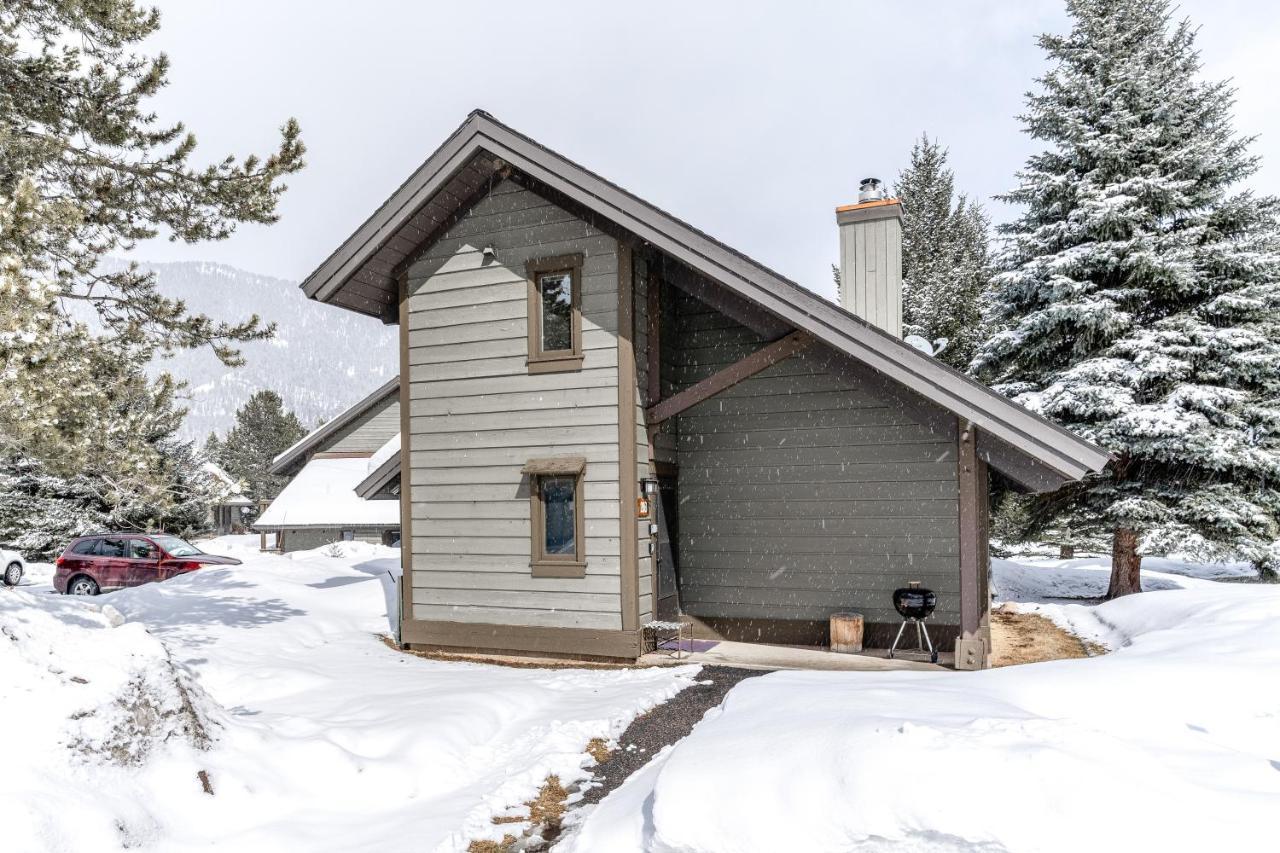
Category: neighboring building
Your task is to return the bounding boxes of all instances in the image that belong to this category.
[202,462,255,535]
[254,378,401,552]
[293,111,1109,667]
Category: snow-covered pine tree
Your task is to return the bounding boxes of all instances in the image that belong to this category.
[895,134,993,370]
[217,391,307,505]
[974,0,1280,595]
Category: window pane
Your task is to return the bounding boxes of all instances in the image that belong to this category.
[98,538,126,558]
[539,271,573,352]
[128,539,156,559]
[542,476,576,556]
[72,539,97,555]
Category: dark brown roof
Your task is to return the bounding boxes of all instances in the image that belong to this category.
[299,110,1109,486]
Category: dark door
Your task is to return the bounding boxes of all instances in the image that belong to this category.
[654,475,680,620]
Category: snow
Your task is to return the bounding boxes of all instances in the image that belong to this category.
[255,457,401,528]
[560,557,1280,853]
[989,554,1256,603]
[367,432,400,474]
[1,536,697,852]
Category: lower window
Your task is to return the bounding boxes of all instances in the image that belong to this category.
[530,471,586,577]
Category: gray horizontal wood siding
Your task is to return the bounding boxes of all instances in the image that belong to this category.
[323,392,400,454]
[405,179,622,630]
[671,292,960,627]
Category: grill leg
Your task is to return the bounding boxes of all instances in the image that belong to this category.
[888,619,908,659]
[920,621,937,664]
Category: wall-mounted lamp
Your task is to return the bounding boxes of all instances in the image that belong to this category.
[481,244,497,263]
[637,478,658,519]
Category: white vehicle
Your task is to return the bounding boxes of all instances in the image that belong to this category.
[2,548,26,587]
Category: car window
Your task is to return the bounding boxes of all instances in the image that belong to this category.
[151,535,202,557]
[70,539,98,555]
[128,539,158,560]
[96,537,127,558]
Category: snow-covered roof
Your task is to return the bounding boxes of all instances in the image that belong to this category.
[255,457,400,529]
[355,434,401,500]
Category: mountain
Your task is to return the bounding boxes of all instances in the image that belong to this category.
[115,261,397,441]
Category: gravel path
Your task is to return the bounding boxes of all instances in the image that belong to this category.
[580,665,766,806]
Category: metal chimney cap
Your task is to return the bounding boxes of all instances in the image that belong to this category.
[858,177,885,203]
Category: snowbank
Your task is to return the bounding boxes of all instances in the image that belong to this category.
[562,573,1280,852]
[0,587,221,851]
[3,536,697,852]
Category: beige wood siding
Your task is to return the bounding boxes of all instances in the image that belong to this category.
[405,180,622,630]
[323,391,400,454]
[671,291,961,627]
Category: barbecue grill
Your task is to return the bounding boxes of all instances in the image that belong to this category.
[887,581,938,664]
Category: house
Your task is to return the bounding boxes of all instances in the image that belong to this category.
[254,378,402,552]
[202,461,255,535]
[295,111,1108,668]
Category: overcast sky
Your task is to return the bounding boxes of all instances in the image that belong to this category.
[135,0,1280,301]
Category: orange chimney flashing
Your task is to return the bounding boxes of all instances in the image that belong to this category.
[835,197,902,214]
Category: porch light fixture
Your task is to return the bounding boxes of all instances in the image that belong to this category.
[481,244,497,262]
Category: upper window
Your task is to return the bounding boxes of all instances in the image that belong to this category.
[96,537,126,558]
[523,456,587,578]
[526,254,584,373]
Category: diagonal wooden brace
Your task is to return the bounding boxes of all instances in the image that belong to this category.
[645,330,811,426]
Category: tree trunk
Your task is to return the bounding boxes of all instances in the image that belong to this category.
[1059,543,1075,559]
[1107,526,1142,599]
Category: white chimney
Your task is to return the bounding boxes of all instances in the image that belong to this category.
[836,179,903,337]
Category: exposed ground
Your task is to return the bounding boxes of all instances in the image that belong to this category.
[579,665,766,807]
[990,606,1105,666]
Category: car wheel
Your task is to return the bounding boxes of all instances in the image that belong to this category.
[2,561,20,587]
[67,575,99,596]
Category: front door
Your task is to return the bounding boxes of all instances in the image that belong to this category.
[654,474,680,620]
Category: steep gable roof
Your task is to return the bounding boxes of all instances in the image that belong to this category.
[299,111,1109,487]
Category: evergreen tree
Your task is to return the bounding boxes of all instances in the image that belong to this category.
[895,134,993,370]
[973,0,1280,595]
[1,2,303,544]
[218,391,306,504]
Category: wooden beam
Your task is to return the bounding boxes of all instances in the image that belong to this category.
[647,274,662,405]
[617,244,639,634]
[645,331,810,426]
[957,418,981,638]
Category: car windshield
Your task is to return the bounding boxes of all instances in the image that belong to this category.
[151,535,203,557]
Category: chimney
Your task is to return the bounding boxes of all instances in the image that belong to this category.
[836,178,903,337]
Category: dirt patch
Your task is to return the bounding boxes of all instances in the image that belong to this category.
[468,835,517,853]
[991,607,1105,666]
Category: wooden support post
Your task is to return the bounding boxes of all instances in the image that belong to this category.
[617,244,639,634]
[645,331,811,426]
[956,418,989,669]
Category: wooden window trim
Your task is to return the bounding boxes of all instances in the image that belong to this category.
[526,253,584,373]
[529,469,587,578]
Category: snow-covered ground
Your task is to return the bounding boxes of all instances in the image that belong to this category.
[1,536,697,852]
[560,558,1280,853]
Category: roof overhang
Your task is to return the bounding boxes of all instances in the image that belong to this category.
[355,449,401,500]
[300,110,1110,489]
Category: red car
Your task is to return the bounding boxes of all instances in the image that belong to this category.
[54,533,241,596]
